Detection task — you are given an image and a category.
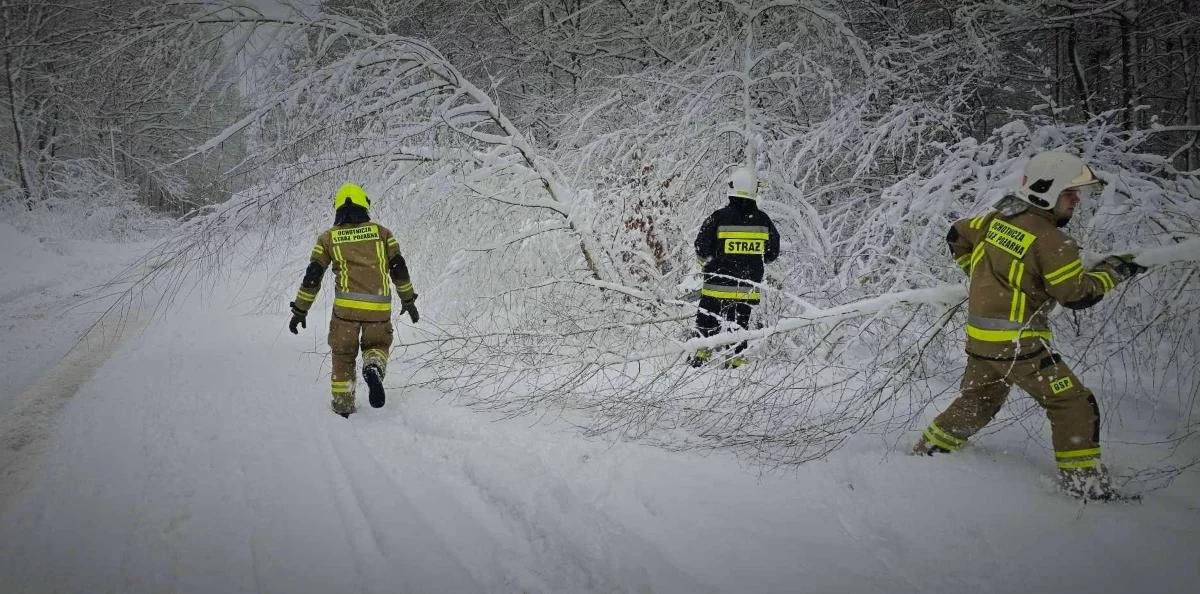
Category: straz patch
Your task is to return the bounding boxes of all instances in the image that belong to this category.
[985,219,1037,259]
[1050,377,1074,395]
[724,238,765,255]
[331,225,381,244]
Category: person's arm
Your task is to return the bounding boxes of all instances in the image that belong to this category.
[946,215,985,275]
[695,213,718,262]
[289,234,332,333]
[383,229,419,323]
[764,215,781,264]
[1038,232,1118,310]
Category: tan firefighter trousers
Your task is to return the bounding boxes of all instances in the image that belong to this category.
[923,350,1104,470]
[328,316,393,413]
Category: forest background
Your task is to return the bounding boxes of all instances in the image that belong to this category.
[2,0,1199,479]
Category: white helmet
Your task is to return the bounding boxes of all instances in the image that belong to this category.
[1015,151,1103,210]
[728,167,757,199]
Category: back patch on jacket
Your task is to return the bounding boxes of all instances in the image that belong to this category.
[724,239,765,255]
[718,227,769,255]
[332,225,380,244]
[985,219,1036,259]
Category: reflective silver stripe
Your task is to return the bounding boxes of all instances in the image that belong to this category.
[966,315,1048,332]
[717,225,769,234]
[335,291,390,303]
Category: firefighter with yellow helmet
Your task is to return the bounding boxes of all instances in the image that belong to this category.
[913,151,1146,500]
[288,183,419,417]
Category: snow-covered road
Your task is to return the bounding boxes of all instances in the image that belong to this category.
[1,228,1197,594]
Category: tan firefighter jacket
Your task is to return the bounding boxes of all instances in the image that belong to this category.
[948,206,1124,359]
[291,222,415,323]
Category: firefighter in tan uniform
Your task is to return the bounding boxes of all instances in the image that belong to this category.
[287,183,420,417]
[913,152,1146,500]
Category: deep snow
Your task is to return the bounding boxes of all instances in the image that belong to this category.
[0,224,1197,594]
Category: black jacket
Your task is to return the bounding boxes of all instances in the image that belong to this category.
[695,197,781,291]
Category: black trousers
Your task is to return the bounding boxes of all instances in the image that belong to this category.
[694,295,755,354]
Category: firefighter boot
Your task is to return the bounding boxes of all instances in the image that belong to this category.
[330,378,356,418]
[364,364,386,408]
[331,394,356,418]
[689,348,712,368]
[911,435,950,456]
[1059,465,1128,502]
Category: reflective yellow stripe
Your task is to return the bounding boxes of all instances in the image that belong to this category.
[1056,448,1102,459]
[1057,458,1100,469]
[396,281,413,292]
[1046,259,1082,279]
[376,241,390,297]
[1007,261,1026,322]
[331,380,353,394]
[716,231,770,240]
[955,253,971,270]
[700,288,761,300]
[923,423,964,451]
[332,246,348,292]
[965,325,1052,342]
[335,298,392,311]
[969,243,986,273]
[928,423,964,446]
[1045,260,1083,285]
[970,216,985,229]
[312,244,325,254]
[296,290,316,302]
[1086,271,1113,292]
[1047,268,1081,286]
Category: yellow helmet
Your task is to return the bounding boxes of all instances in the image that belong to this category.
[333,183,370,210]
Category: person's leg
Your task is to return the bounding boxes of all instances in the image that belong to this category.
[359,320,394,408]
[691,295,724,366]
[732,301,753,354]
[327,316,361,416]
[1009,352,1111,498]
[359,320,394,375]
[915,355,1011,454]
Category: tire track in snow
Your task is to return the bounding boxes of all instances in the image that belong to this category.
[377,399,712,594]
[321,418,482,593]
[0,311,149,512]
[315,423,379,594]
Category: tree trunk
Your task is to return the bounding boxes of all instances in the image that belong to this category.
[1068,17,1093,115]
[1189,28,1199,172]
[1120,4,1134,129]
[4,46,33,210]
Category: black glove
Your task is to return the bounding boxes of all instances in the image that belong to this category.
[288,301,307,334]
[1103,254,1148,282]
[400,294,419,324]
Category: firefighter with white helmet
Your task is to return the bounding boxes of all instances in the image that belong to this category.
[913,151,1146,500]
[690,166,781,367]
